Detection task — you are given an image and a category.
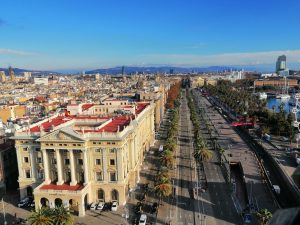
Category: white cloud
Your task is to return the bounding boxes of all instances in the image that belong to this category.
[0,48,37,56]
[142,50,300,66]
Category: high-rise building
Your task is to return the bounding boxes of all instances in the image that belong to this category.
[121,66,125,75]
[8,66,15,81]
[0,71,6,82]
[276,55,287,73]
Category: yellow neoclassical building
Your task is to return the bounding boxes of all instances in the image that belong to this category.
[12,102,155,216]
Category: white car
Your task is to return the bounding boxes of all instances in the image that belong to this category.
[96,201,104,210]
[18,197,30,208]
[139,214,147,225]
[90,202,97,210]
[111,201,118,211]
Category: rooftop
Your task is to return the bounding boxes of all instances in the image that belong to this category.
[26,102,150,134]
[40,183,84,191]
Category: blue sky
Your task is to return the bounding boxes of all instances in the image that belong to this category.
[0,0,300,71]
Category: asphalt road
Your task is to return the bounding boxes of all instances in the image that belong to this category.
[173,90,198,225]
[195,90,278,214]
[193,90,243,225]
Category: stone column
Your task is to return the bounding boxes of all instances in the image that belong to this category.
[56,149,64,185]
[102,148,108,181]
[83,149,89,184]
[78,196,86,217]
[29,148,37,180]
[49,200,55,208]
[63,199,70,210]
[69,150,77,186]
[116,148,123,182]
[16,147,23,180]
[42,149,51,184]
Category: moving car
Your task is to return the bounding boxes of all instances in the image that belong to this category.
[139,214,147,225]
[111,201,118,211]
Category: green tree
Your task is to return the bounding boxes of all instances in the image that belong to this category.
[52,206,74,225]
[28,206,74,225]
[256,208,272,225]
[154,182,172,201]
[28,207,53,225]
[199,148,213,162]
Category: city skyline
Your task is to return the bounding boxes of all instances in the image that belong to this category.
[1,0,300,71]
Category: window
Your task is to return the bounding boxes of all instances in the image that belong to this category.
[110,148,115,153]
[110,172,116,182]
[95,148,101,153]
[65,159,70,165]
[37,157,42,163]
[36,148,40,152]
[52,158,57,164]
[111,142,116,145]
[64,144,67,146]
[59,144,62,146]
[110,159,115,166]
[73,144,76,146]
[95,159,101,165]
[96,172,103,181]
[107,142,111,144]
[24,157,29,163]
[93,142,96,145]
[78,159,83,165]
[23,147,28,151]
[25,170,31,178]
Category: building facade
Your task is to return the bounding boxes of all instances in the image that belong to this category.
[12,102,155,216]
[276,55,287,73]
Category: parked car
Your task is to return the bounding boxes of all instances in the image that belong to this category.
[90,202,97,210]
[30,200,35,208]
[103,202,111,211]
[111,201,118,211]
[151,202,158,214]
[18,197,30,208]
[139,214,147,225]
[96,201,104,210]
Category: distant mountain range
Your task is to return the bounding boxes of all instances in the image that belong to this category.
[0,68,61,76]
[86,66,237,74]
[3,64,297,75]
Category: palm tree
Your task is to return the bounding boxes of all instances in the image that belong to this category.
[199,148,213,162]
[154,182,172,203]
[161,153,175,169]
[52,206,74,225]
[256,208,272,225]
[28,207,53,225]
[165,138,176,152]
